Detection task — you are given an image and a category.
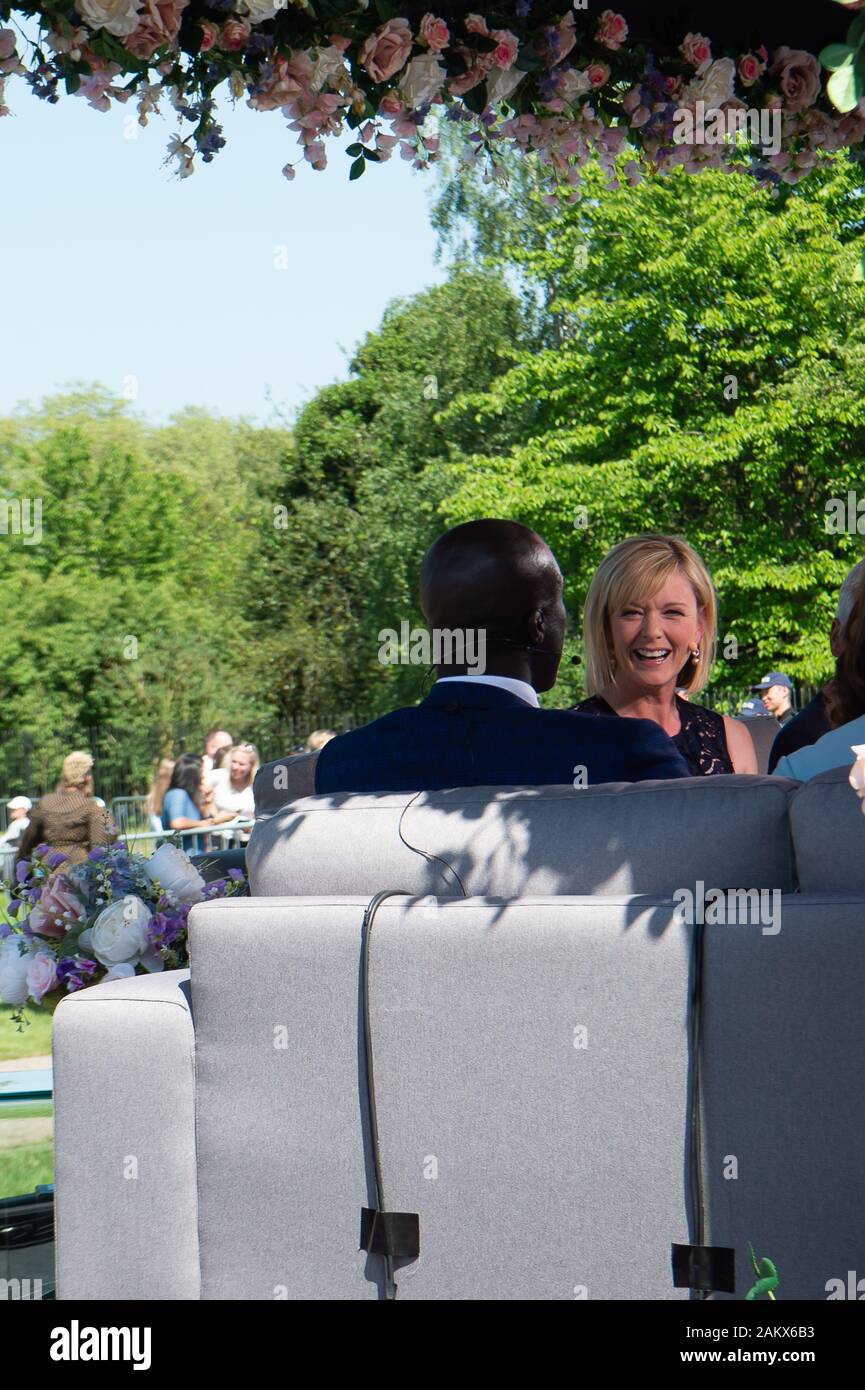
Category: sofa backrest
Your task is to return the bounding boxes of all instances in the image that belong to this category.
[700,893,865,1299]
[788,765,865,892]
[188,895,695,1300]
[247,776,798,900]
[739,715,780,775]
[188,891,865,1300]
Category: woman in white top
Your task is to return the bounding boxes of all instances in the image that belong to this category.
[775,566,865,781]
[211,744,259,819]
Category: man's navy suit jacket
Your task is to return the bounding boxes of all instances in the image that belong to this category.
[315,680,689,794]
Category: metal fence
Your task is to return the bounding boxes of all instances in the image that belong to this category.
[0,713,375,805]
[0,687,820,804]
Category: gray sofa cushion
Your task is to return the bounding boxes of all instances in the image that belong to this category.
[247,776,798,900]
[53,969,199,1301]
[188,895,694,1300]
[789,765,865,892]
[701,894,865,1299]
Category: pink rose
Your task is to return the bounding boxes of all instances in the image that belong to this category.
[199,20,219,52]
[0,28,17,60]
[587,62,610,89]
[26,951,58,1005]
[29,873,86,941]
[379,91,405,116]
[490,29,518,71]
[329,34,351,53]
[219,17,251,53]
[738,52,766,87]
[680,32,712,70]
[124,0,189,61]
[663,74,683,99]
[596,9,628,52]
[449,59,488,97]
[464,14,489,37]
[769,47,821,113]
[419,13,449,53]
[358,17,412,83]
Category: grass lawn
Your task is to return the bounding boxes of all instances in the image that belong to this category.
[0,1005,53,1062]
[0,1140,54,1197]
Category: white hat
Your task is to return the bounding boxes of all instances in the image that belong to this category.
[7,796,32,812]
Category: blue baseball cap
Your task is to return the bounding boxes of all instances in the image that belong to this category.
[751,672,792,692]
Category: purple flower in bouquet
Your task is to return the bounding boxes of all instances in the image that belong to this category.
[88,847,108,862]
[15,860,31,884]
[228,868,245,881]
[147,910,187,951]
[47,851,68,869]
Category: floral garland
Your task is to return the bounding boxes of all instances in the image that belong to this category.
[1,2,864,190]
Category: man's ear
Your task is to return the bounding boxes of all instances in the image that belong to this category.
[830,617,844,660]
[526,608,546,647]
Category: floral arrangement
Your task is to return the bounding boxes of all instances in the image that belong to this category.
[0,2,864,191]
[0,839,247,1026]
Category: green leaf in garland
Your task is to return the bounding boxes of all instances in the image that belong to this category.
[462,82,488,116]
[64,69,81,95]
[374,0,397,21]
[827,55,865,112]
[349,155,366,180]
[345,142,364,157]
[362,147,380,161]
[849,12,865,49]
[820,42,855,72]
[745,1275,779,1300]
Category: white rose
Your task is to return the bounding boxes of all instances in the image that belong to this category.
[557,68,591,104]
[144,842,205,905]
[77,0,144,39]
[0,937,33,1006]
[487,65,526,106]
[104,962,137,981]
[309,44,349,93]
[240,0,283,22]
[82,896,152,966]
[26,951,58,1005]
[400,54,445,108]
[685,57,736,113]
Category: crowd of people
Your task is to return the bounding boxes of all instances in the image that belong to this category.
[0,728,337,878]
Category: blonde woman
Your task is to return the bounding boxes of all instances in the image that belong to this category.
[575,535,757,776]
[211,743,260,819]
[17,751,115,863]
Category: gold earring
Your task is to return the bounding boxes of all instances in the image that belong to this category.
[690,644,700,662]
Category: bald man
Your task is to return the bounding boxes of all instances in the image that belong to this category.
[254,520,688,812]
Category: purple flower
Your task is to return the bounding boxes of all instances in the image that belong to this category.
[35,844,50,857]
[228,868,245,881]
[47,851,68,869]
[88,847,108,862]
[65,975,87,992]
[15,860,31,884]
[0,923,11,939]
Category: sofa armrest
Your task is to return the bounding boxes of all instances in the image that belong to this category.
[52,969,200,1300]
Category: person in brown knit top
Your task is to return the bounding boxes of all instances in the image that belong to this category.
[17,751,115,865]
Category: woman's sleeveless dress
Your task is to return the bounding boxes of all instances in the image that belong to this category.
[574,694,734,776]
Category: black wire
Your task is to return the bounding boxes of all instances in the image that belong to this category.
[358,798,468,1300]
[687,918,708,1300]
[397,789,468,897]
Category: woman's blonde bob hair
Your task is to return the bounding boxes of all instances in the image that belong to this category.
[582,534,718,696]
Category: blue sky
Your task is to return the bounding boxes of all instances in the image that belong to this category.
[1,71,447,426]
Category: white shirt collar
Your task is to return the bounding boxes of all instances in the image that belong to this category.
[436,674,539,708]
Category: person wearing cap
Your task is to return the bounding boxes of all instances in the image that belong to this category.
[768,560,865,773]
[0,795,32,847]
[0,796,32,882]
[752,672,795,726]
[17,751,114,865]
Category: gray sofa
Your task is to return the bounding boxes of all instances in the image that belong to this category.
[52,766,865,1300]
